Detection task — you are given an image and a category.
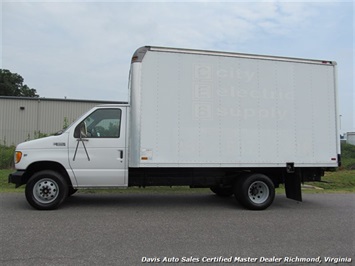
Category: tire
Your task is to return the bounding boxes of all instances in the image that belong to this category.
[234,173,275,210]
[25,170,68,210]
[210,186,233,197]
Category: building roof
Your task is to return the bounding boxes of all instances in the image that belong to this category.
[0,96,128,104]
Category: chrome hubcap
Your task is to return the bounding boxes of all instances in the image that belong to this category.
[248,181,269,204]
[33,179,59,204]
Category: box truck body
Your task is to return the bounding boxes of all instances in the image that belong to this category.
[9,46,340,210]
[130,47,339,168]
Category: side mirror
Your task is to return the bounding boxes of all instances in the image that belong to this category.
[74,122,87,138]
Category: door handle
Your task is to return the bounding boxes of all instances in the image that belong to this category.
[118,150,123,159]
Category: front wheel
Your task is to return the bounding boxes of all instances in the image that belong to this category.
[234,174,275,210]
[25,170,68,210]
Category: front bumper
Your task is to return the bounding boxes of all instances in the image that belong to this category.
[8,170,27,188]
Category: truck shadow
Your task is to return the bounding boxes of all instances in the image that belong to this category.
[64,192,241,210]
[63,193,302,211]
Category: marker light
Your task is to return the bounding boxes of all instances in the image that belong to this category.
[15,151,22,164]
[131,56,139,63]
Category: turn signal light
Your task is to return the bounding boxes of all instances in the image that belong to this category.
[15,151,22,164]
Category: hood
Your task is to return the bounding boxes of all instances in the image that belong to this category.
[17,133,68,150]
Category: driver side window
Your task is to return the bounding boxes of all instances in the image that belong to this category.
[74,108,122,138]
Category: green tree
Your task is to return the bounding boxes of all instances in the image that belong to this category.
[0,69,39,97]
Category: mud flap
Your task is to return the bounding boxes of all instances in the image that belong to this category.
[285,170,302,202]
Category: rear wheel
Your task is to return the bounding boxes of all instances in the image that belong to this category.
[234,174,275,210]
[25,170,68,210]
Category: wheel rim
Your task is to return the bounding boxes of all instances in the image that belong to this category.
[33,178,59,204]
[248,181,269,204]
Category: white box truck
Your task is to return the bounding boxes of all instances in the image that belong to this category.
[9,46,340,210]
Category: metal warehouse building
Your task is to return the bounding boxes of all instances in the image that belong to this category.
[0,96,122,146]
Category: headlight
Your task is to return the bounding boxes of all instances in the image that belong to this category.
[15,151,22,164]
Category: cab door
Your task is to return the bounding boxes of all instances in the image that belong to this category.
[68,107,128,187]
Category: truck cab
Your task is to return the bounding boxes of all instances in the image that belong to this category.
[9,104,129,209]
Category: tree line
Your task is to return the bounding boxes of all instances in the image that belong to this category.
[0,69,39,97]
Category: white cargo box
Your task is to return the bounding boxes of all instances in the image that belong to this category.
[129,47,339,168]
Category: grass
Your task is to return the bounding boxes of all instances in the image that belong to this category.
[0,145,15,169]
[1,168,354,194]
[340,142,355,170]
[0,169,21,193]
[304,170,355,193]
[276,170,355,194]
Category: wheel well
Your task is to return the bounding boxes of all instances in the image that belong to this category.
[24,161,73,187]
[225,171,280,188]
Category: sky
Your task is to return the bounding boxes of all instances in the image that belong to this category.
[1,0,354,133]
